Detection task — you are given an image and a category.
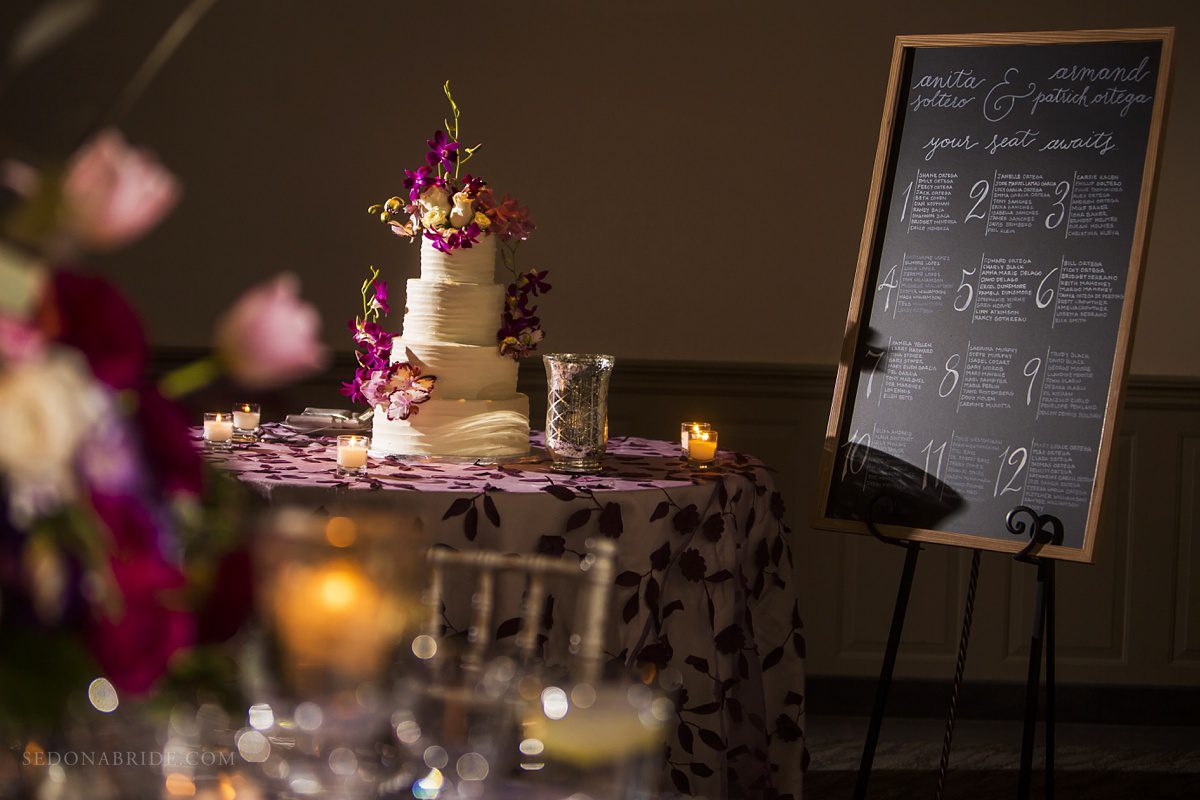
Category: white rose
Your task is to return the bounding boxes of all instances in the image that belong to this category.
[0,347,107,524]
[421,207,448,230]
[449,191,476,228]
[418,185,451,216]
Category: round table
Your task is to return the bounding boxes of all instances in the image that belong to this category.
[199,424,806,800]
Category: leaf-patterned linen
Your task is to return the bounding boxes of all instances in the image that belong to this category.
[198,424,807,799]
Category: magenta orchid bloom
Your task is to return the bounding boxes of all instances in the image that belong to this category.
[520,269,552,296]
[425,130,459,173]
[403,165,438,201]
[369,280,390,317]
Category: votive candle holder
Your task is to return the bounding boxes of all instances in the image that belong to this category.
[232,402,261,442]
[686,428,718,469]
[680,422,711,457]
[203,412,234,450]
[337,435,370,476]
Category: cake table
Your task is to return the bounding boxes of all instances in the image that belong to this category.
[198,423,807,799]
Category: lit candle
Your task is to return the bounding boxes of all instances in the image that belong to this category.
[680,422,711,456]
[271,559,404,680]
[336,434,370,474]
[232,403,261,431]
[203,412,233,448]
[687,429,718,468]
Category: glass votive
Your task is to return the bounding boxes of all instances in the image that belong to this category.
[680,422,711,456]
[232,402,261,442]
[336,435,370,475]
[203,412,234,450]
[686,428,718,469]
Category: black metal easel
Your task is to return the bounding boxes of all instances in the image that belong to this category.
[854,502,1063,800]
[1006,506,1064,800]
[852,494,922,800]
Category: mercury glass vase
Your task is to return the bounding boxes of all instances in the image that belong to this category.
[543,353,615,474]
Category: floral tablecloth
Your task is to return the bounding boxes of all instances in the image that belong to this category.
[198,424,806,799]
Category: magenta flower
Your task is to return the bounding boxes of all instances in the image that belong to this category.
[425,130,459,172]
[520,269,552,296]
[369,280,390,316]
[403,166,441,201]
[460,174,486,196]
[361,361,436,420]
[424,222,481,254]
[50,270,147,390]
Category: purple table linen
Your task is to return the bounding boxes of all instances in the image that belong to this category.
[199,424,807,799]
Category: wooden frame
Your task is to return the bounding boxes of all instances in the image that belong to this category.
[813,28,1175,562]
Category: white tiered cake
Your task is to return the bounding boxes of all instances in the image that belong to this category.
[371,236,531,456]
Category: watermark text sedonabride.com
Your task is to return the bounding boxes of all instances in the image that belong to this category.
[23,750,234,768]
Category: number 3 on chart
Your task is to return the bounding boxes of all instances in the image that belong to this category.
[1045,180,1070,229]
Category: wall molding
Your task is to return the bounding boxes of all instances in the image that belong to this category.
[147,347,1200,410]
[806,676,1200,725]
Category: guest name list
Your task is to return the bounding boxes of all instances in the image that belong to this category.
[828,39,1163,550]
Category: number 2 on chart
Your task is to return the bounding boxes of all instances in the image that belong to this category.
[965,179,990,222]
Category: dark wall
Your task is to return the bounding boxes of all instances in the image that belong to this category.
[4,1,1197,374]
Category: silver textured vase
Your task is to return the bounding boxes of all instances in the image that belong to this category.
[543,353,615,474]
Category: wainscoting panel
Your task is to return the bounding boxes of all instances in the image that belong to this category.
[1172,435,1200,665]
[149,350,1200,688]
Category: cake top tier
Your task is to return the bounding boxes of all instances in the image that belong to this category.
[421,235,497,284]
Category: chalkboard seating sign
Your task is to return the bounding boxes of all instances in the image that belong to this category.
[815,29,1174,562]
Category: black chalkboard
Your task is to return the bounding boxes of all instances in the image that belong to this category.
[815,29,1173,562]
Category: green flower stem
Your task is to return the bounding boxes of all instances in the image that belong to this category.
[159,356,222,399]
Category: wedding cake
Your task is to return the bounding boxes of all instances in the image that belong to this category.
[370,236,531,456]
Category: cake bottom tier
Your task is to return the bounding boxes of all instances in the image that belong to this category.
[371,394,530,457]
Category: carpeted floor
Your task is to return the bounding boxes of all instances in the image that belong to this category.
[804,717,1200,799]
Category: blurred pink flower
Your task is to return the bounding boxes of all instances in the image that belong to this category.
[0,315,44,364]
[62,128,180,252]
[214,273,327,389]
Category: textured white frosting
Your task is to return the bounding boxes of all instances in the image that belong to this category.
[392,338,518,400]
[402,279,503,346]
[420,235,496,283]
[374,233,530,457]
[371,395,530,456]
